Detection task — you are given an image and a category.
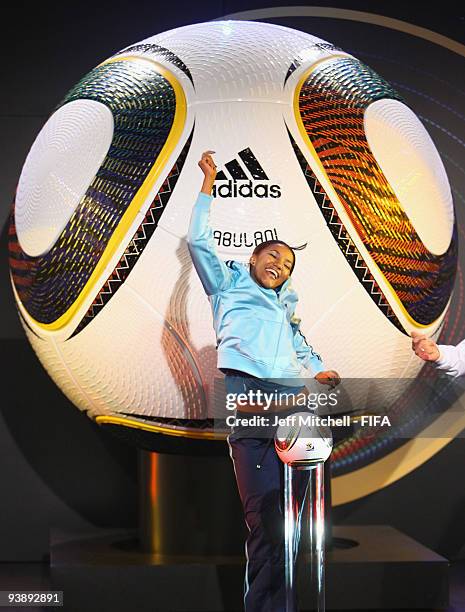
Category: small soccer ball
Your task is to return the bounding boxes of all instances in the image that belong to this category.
[9,21,456,448]
[275,412,333,466]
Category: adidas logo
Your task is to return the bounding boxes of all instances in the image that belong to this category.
[212,148,282,199]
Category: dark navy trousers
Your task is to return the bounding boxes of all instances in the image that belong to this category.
[223,370,309,611]
[228,435,287,612]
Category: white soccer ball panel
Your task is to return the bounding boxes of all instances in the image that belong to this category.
[31,284,207,420]
[159,100,329,249]
[364,99,453,255]
[22,324,96,415]
[15,100,114,256]
[137,21,349,102]
[125,225,218,381]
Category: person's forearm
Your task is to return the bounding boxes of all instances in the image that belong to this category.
[201,176,215,196]
[187,192,231,296]
[435,340,465,378]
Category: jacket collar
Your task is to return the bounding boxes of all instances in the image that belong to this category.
[278,278,298,310]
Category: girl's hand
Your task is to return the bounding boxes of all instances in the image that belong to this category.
[315,370,341,389]
[411,331,440,362]
[198,150,217,196]
[198,150,217,180]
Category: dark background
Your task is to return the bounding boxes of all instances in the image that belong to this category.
[2,0,465,563]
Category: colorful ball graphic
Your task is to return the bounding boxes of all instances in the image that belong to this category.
[8,21,456,449]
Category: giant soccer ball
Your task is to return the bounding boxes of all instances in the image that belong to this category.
[9,21,456,445]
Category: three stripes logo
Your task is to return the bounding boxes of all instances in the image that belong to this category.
[212,148,281,199]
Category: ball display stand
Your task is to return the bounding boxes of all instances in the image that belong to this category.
[284,461,326,612]
[278,411,331,612]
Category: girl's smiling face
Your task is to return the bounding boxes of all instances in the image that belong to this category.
[249,243,294,289]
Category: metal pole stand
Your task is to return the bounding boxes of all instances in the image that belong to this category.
[284,460,326,612]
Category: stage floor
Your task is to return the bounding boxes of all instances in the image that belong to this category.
[0,525,459,611]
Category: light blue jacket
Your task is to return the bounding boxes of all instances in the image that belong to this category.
[187,192,325,381]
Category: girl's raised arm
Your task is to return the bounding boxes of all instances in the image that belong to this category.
[187,151,233,296]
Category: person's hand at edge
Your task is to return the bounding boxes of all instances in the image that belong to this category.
[411,331,440,362]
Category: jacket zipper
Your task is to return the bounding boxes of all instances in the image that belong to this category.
[271,300,286,372]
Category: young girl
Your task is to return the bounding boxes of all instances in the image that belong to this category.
[188,151,340,612]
